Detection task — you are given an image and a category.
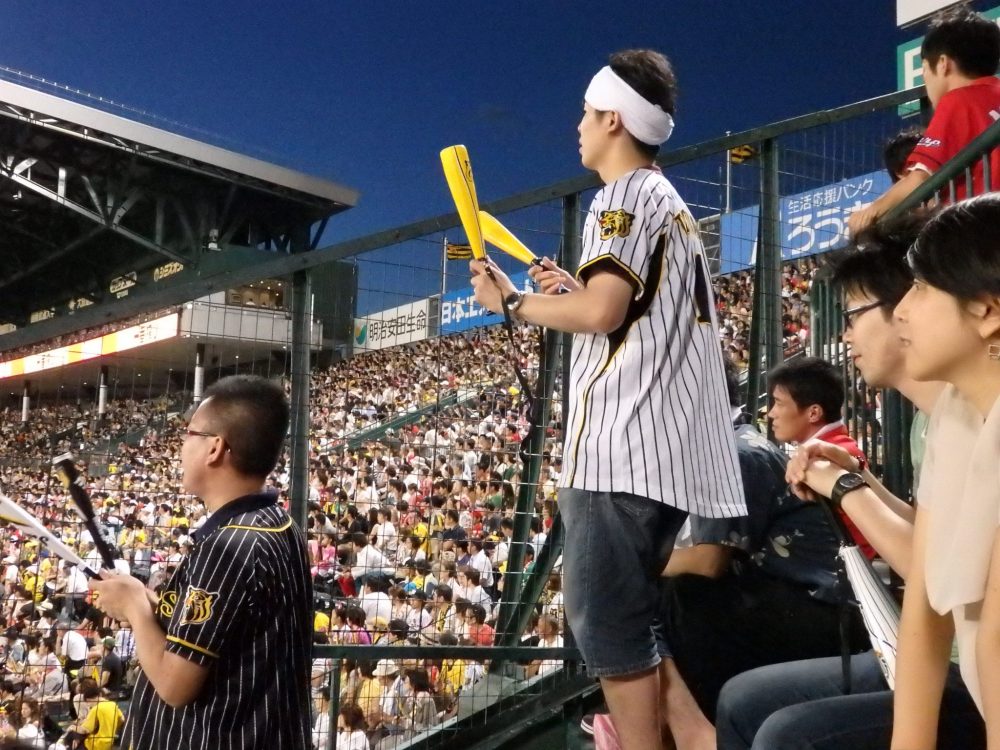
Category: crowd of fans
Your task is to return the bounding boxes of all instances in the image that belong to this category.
[716,256,820,368]
[0,254,821,748]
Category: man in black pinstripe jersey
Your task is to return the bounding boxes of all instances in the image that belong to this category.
[91,375,313,750]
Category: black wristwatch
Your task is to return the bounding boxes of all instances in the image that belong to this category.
[503,290,526,314]
[829,472,869,508]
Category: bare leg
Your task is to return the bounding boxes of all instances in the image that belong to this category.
[661,658,716,750]
[658,661,677,749]
[601,665,664,750]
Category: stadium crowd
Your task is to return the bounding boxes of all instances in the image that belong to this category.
[0,254,823,748]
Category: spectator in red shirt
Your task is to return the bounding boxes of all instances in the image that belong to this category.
[767,357,875,558]
[849,6,1000,234]
[467,604,495,646]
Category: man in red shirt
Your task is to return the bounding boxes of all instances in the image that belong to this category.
[848,6,1000,234]
[767,357,874,558]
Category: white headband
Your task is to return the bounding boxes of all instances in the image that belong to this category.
[584,66,674,146]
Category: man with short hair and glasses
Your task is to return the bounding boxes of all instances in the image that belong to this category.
[90,375,313,749]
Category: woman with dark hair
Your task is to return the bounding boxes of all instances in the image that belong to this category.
[890,194,1000,746]
[13,699,41,745]
[344,607,372,646]
[336,702,369,750]
[402,668,438,732]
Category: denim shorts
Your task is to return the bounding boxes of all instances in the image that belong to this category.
[558,487,687,678]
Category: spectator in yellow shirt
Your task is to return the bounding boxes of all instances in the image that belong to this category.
[72,680,125,750]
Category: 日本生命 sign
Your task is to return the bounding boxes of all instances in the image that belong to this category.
[440,271,532,334]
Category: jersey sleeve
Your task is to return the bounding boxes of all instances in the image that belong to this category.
[577,173,664,296]
[164,529,256,666]
[688,442,774,551]
[906,94,963,174]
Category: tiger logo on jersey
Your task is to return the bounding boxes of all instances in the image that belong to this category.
[598,209,634,240]
[180,588,218,625]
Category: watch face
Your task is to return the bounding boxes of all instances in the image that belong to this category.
[842,474,865,490]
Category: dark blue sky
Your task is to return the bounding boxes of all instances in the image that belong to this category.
[2,1,933,245]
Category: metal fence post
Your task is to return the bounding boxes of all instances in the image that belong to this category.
[289,267,312,529]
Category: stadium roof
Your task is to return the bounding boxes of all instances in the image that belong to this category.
[0,76,358,334]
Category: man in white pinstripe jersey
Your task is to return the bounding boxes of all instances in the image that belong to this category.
[471,49,746,750]
[91,375,313,749]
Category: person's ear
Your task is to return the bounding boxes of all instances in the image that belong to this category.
[967,295,1000,342]
[806,404,824,425]
[604,110,625,135]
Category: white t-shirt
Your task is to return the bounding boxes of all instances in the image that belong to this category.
[358,591,393,626]
[61,630,88,662]
[469,550,493,588]
[312,712,330,750]
[66,566,90,595]
[372,522,398,556]
[406,607,432,635]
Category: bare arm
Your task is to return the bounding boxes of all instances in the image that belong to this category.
[859,467,916,523]
[847,169,931,235]
[976,528,1000,745]
[663,544,733,579]
[125,588,209,708]
[838,484,914,579]
[470,259,634,336]
[789,444,914,578]
[891,506,954,750]
[90,574,209,708]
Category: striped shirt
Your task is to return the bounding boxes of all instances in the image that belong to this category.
[559,167,746,519]
[123,492,313,750]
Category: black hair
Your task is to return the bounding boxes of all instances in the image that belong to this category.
[883,127,922,182]
[339,702,366,731]
[831,210,931,310]
[767,356,844,423]
[405,668,432,693]
[351,532,368,547]
[461,567,481,586]
[388,619,409,640]
[921,6,1000,78]
[607,49,678,158]
[345,606,367,628]
[80,679,101,700]
[199,375,289,478]
[908,194,1000,302]
[470,604,488,624]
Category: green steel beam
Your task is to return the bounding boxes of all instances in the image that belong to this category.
[289,265,312,529]
[883,116,1000,221]
[312,644,580,661]
[494,193,579,646]
[495,326,562,643]
[760,138,784,374]
[0,87,925,355]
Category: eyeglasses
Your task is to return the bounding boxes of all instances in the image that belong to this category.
[184,429,219,439]
[841,300,884,330]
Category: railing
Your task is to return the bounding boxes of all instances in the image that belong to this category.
[0,82,948,750]
[309,85,928,750]
[810,111,1000,501]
